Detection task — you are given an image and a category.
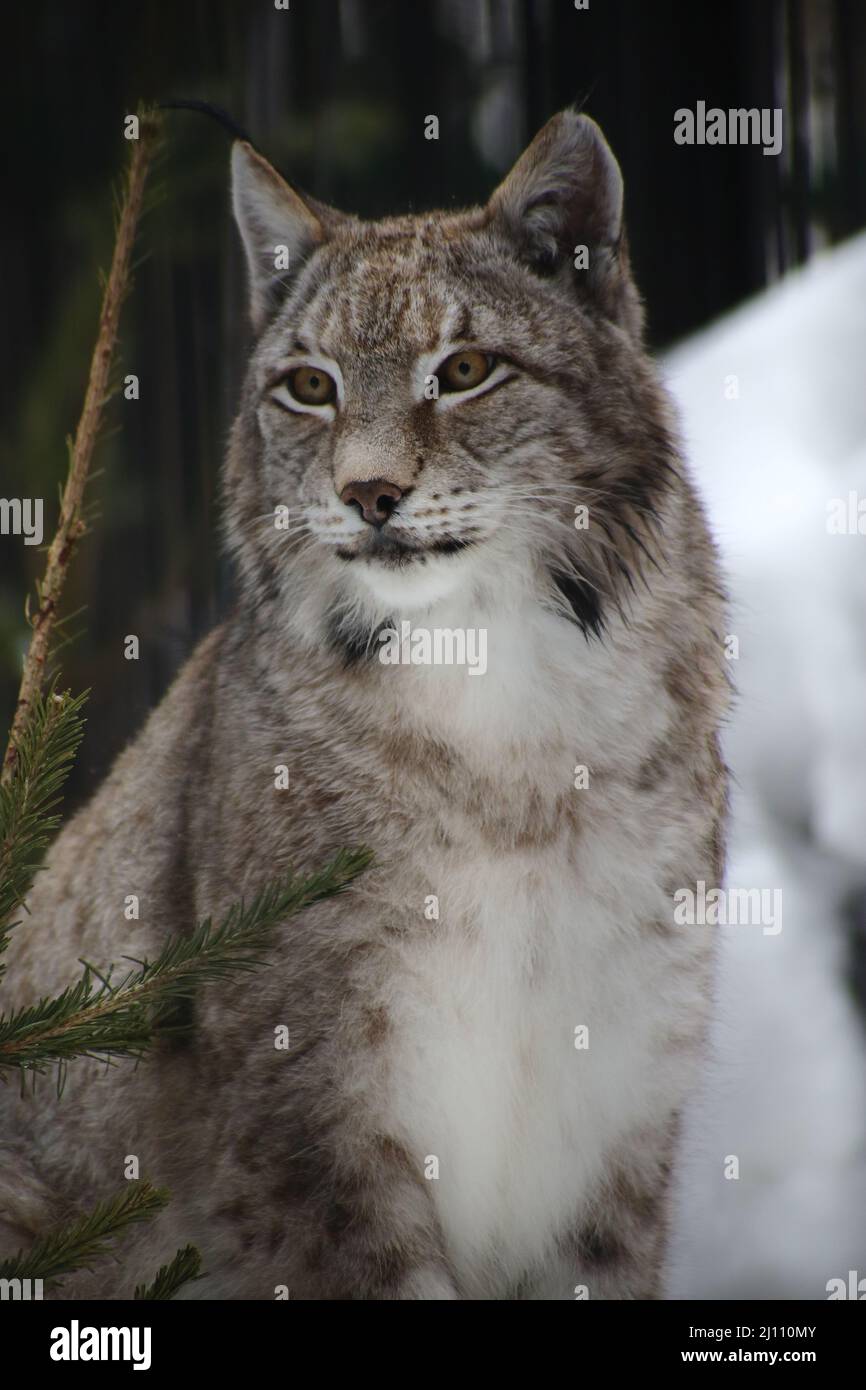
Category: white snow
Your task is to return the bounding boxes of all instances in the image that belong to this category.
[662,232,866,1299]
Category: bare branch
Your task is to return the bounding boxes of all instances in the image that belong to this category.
[2,106,162,786]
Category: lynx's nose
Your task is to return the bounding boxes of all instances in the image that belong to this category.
[339,479,403,527]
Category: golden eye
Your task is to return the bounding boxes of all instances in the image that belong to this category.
[287,365,336,405]
[440,350,494,392]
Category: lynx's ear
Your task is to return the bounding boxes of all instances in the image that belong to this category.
[487,111,642,338]
[231,141,340,332]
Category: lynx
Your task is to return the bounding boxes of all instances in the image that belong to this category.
[0,110,728,1299]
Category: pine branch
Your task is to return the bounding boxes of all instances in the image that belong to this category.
[0,1181,169,1287]
[1,104,162,788]
[0,847,373,1074]
[0,686,87,969]
[134,1243,202,1300]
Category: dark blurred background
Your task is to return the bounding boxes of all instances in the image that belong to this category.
[2,0,865,807]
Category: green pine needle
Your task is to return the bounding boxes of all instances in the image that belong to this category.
[0,685,87,960]
[0,1181,169,1287]
[0,846,373,1075]
[134,1243,202,1300]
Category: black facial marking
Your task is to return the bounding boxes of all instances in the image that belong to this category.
[454,304,473,339]
[326,612,394,667]
[429,536,477,556]
[550,567,605,640]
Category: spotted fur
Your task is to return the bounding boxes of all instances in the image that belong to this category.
[0,111,729,1299]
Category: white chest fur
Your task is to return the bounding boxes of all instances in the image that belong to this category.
[347,568,709,1293]
[372,602,702,1293]
[385,838,700,1295]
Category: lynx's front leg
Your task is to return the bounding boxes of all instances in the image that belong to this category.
[309,1135,460,1300]
[205,1115,460,1299]
[518,1120,679,1301]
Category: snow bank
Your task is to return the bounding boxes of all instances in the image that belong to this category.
[662,233,866,1299]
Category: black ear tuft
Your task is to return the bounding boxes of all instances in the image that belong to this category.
[161,98,255,146]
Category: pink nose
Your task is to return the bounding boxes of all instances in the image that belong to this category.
[339,479,403,527]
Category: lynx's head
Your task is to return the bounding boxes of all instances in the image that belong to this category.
[224,110,679,657]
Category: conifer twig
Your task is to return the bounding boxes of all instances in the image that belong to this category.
[1,105,162,787]
[134,1243,202,1300]
[0,847,372,1073]
[0,686,87,965]
[0,1181,169,1287]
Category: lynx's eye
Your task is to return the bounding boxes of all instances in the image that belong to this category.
[287,365,336,405]
[440,350,494,392]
